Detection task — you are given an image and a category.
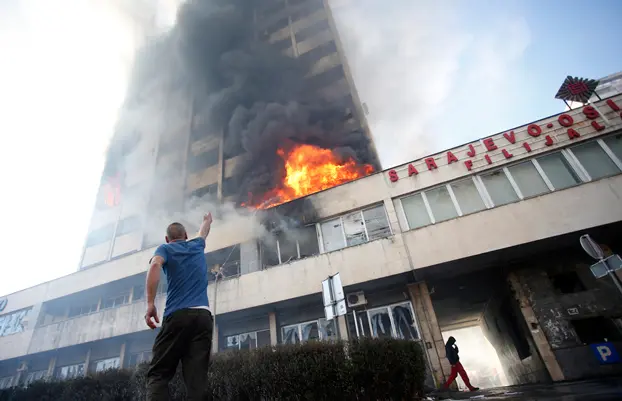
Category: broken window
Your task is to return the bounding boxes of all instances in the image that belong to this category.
[224,329,271,351]
[0,308,31,337]
[549,271,586,294]
[319,205,391,252]
[365,302,419,340]
[347,310,372,339]
[94,357,120,373]
[571,317,622,344]
[56,363,85,380]
[207,246,241,281]
[187,148,219,173]
[0,376,15,390]
[24,370,48,386]
[281,318,338,344]
[261,226,320,268]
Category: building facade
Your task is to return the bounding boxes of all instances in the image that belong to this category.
[2,95,622,389]
[80,0,379,271]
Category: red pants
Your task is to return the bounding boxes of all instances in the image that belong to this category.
[443,361,475,390]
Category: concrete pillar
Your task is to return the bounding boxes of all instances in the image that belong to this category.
[119,342,127,369]
[46,356,56,378]
[269,312,278,346]
[408,282,451,387]
[337,315,349,341]
[508,272,565,381]
[84,348,92,375]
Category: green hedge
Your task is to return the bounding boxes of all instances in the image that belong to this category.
[0,338,426,401]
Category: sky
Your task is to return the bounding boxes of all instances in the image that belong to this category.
[0,0,621,296]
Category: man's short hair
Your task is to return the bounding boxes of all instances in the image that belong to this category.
[166,222,187,240]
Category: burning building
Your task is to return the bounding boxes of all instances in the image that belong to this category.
[1,90,622,389]
[87,0,380,268]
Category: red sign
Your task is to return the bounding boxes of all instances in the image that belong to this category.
[388,99,620,183]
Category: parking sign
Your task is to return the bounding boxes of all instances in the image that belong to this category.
[590,342,620,364]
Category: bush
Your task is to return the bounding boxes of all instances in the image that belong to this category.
[0,338,426,401]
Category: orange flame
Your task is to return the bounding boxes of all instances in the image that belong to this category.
[251,144,374,209]
[103,175,122,207]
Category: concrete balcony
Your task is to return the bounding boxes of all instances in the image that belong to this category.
[27,298,166,355]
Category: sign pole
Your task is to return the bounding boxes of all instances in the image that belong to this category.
[580,234,622,297]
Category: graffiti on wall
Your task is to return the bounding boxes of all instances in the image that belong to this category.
[0,308,31,337]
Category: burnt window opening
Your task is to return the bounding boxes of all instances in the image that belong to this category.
[261,226,319,268]
[571,317,622,344]
[187,148,219,173]
[550,271,587,294]
[207,246,241,281]
[86,224,115,247]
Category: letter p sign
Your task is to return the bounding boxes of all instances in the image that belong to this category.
[591,343,620,364]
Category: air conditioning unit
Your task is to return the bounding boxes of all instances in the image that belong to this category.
[346,291,367,308]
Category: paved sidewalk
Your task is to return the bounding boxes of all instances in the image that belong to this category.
[427,377,622,400]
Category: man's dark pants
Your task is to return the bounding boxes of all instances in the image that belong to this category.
[147,308,213,401]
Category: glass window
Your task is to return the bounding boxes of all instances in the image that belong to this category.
[0,376,15,389]
[57,364,85,380]
[363,206,391,240]
[320,218,345,252]
[133,285,145,301]
[239,332,257,350]
[68,302,98,318]
[301,321,320,342]
[0,309,30,337]
[450,179,486,215]
[401,193,431,230]
[392,303,419,340]
[319,318,339,341]
[572,141,620,180]
[603,134,622,161]
[95,357,120,373]
[480,170,519,206]
[508,161,550,198]
[536,152,581,190]
[368,308,393,338]
[24,370,48,386]
[281,325,300,344]
[343,212,367,247]
[425,186,459,222]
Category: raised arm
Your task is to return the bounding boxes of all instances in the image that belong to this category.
[145,255,164,329]
[198,212,213,240]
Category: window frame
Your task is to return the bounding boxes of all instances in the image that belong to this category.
[365,301,420,341]
[281,317,339,344]
[564,140,622,182]
[224,329,270,351]
[317,204,392,253]
[600,135,622,170]
[94,357,121,373]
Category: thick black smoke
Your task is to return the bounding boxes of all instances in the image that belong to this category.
[107,0,376,212]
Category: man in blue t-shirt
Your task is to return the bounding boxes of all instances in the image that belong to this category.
[144,213,213,401]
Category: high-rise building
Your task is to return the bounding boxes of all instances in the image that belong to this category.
[79,0,380,270]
